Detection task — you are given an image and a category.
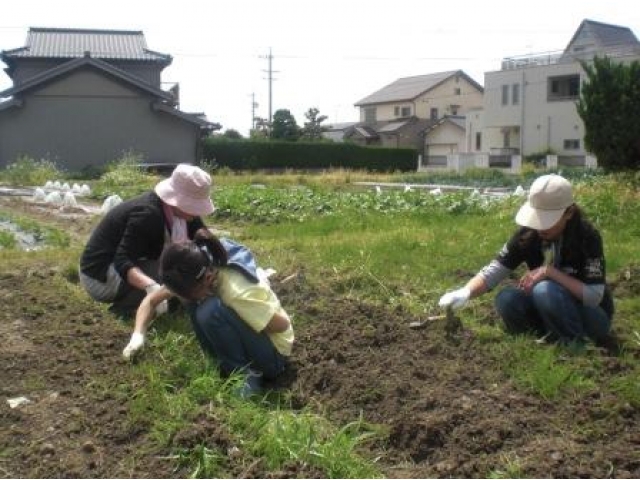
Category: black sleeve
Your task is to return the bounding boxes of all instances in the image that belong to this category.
[580,228,606,285]
[187,216,206,238]
[113,207,164,279]
[495,228,541,271]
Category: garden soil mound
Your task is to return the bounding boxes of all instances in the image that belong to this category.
[1,198,639,478]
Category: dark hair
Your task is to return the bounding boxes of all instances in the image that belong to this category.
[160,234,227,299]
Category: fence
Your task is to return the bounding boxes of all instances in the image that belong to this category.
[419,154,597,173]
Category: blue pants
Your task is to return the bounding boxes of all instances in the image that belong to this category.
[495,281,611,344]
[189,297,286,379]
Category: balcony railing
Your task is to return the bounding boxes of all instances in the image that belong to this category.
[501,51,563,70]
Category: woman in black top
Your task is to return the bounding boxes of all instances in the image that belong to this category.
[439,174,613,345]
[79,164,215,315]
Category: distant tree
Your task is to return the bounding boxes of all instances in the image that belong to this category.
[250,117,270,139]
[222,128,243,140]
[577,56,640,171]
[301,107,329,141]
[271,109,300,141]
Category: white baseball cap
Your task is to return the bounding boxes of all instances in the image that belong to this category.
[515,174,573,230]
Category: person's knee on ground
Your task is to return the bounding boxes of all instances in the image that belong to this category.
[192,297,251,376]
[531,281,584,342]
[495,286,544,336]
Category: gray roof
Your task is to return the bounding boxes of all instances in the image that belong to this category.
[325,121,357,131]
[424,115,466,135]
[0,54,214,129]
[355,70,483,106]
[377,120,410,133]
[1,27,171,63]
[562,19,640,59]
[0,54,173,100]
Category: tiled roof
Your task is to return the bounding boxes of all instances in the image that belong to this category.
[377,120,410,133]
[562,19,640,59]
[424,115,466,134]
[2,27,171,63]
[581,19,639,47]
[355,70,483,106]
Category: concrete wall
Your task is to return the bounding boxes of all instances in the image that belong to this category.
[0,68,199,171]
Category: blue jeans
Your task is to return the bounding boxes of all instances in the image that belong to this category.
[495,281,611,344]
[189,297,286,379]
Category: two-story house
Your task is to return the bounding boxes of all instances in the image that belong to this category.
[478,19,640,163]
[0,27,218,172]
[350,70,484,155]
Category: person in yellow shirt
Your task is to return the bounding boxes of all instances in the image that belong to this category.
[122,232,294,398]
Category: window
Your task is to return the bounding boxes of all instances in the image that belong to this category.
[475,132,482,151]
[512,84,520,105]
[564,139,580,150]
[548,75,580,101]
[502,85,509,105]
[502,130,510,148]
[430,108,438,120]
[454,87,461,95]
[394,106,411,117]
[364,107,376,124]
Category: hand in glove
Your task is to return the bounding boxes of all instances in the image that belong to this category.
[123,332,145,360]
[145,283,168,316]
[438,286,471,310]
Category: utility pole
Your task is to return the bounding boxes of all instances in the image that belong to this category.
[251,92,258,131]
[261,48,277,135]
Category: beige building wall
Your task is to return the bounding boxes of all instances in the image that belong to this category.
[484,63,585,156]
[359,75,483,122]
[425,122,465,155]
[413,76,483,119]
[484,51,640,157]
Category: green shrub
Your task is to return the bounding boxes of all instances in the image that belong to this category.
[203,138,417,172]
[0,156,63,186]
[92,151,158,199]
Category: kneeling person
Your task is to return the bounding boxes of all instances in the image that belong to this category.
[123,233,294,397]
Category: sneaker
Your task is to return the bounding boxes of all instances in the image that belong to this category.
[236,370,263,399]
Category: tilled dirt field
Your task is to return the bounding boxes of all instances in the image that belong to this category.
[1,197,639,478]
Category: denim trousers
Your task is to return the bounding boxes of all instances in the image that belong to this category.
[189,297,286,379]
[494,281,611,343]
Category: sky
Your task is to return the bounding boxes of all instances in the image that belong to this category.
[0,0,637,136]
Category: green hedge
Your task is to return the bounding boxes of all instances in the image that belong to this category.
[202,138,417,172]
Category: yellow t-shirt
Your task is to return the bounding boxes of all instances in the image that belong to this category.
[217,268,294,356]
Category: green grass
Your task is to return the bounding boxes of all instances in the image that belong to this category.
[489,337,596,399]
[0,230,16,249]
[0,210,71,248]
[6,168,640,477]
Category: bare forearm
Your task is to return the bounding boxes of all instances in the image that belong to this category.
[126,266,157,291]
[545,265,585,300]
[133,287,173,335]
[465,274,489,299]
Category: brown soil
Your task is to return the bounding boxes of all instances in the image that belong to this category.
[1,197,639,478]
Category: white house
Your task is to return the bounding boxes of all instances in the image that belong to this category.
[477,19,640,163]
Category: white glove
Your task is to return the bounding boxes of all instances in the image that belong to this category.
[123,332,145,360]
[145,283,168,316]
[438,287,471,310]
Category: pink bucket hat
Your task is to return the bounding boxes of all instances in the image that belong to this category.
[154,164,215,216]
